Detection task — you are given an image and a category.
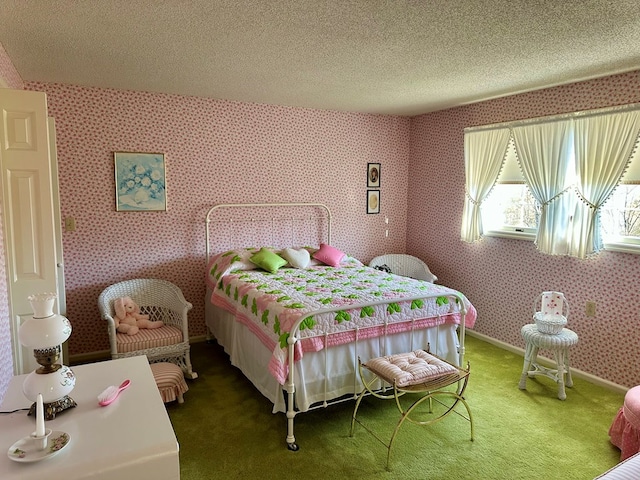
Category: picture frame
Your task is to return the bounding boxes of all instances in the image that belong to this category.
[367,190,380,214]
[367,162,380,188]
[114,152,167,211]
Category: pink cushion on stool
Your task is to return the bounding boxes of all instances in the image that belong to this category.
[609,386,640,460]
[150,362,188,404]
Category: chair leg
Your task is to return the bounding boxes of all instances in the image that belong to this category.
[183,352,198,380]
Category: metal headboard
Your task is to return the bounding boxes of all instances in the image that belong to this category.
[205,202,332,263]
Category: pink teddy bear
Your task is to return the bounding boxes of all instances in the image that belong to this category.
[113,296,163,335]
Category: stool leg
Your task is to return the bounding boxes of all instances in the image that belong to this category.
[519,343,537,390]
[564,350,574,388]
[554,350,567,401]
[349,388,367,437]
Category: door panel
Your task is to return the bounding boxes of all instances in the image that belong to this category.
[0,89,60,374]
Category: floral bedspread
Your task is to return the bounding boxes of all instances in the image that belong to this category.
[206,248,476,384]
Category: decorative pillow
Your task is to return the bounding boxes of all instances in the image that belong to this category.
[312,243,345,267]
[249,248,287,274]
[281,247,311,269]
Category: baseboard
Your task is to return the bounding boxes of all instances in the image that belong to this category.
[466,330,628,395]
[71,331,628,394]
[69,335,211,365]
[70,350,111,365]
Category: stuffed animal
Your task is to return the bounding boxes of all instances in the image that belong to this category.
[113,296,163,335]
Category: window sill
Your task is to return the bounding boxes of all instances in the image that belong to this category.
[603,241,640,255]
[483,229,536,241]
[483,232,640,255]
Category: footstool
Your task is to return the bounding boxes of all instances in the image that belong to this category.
[350,349,473,470]
[150,362,188,404]
[609,385,640,460]
[518,324,579,400]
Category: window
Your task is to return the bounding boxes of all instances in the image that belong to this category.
[601,147,640,251]
[464,106,640,257]
[482,140,539,238]
[482,138,640,250]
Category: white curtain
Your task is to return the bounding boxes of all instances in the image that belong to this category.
[568,111,640,258]
[461,128,511,242]
[512,120,574,255]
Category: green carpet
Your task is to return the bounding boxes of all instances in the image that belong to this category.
[167,335,625,479]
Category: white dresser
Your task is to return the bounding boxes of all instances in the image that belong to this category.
[0,356,180,479]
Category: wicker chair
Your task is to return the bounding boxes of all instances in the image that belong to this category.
[98,278,197,379]
[369,254,437,283]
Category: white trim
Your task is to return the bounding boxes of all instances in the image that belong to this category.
[68,335,209,365]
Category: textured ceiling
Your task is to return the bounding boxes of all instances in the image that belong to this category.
[2,1,640,116]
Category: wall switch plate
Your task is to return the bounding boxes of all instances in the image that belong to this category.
[586,301,596,317]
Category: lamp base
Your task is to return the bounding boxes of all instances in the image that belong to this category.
[28,395,77,420]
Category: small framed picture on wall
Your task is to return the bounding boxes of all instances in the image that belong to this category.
[367,163,380,188]
[367,190,380,214]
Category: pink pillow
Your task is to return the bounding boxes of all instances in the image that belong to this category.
[312,243,345,267]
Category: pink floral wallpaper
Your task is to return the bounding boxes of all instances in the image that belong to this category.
[0,42,23,89]
[408,71,640,388]
[23,82,411,358]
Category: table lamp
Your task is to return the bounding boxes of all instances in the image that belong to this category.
[18,293,76,419]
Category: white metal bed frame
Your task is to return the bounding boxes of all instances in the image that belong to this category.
[206,202,332,264]
[205,202,467,451]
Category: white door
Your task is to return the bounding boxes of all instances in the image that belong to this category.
[0,88,62,374]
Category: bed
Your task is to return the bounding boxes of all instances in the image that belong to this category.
[204,202,477,450]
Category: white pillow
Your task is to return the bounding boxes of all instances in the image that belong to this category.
[281,247,311,269]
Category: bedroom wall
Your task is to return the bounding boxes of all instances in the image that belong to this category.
[0,43,24,401]
[408,70,640,388]
[24,82,411,357]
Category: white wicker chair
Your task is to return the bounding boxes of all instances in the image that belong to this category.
[368,254,437,283]
[98,278,197,379]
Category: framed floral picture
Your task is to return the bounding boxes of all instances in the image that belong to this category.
[367,162,380,188]
[114,152,166,211]
[367,190,380,214]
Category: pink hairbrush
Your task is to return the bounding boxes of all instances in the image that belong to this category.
[98,379,131,406]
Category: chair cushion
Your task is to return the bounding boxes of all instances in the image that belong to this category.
[364,350,458,388]
[116,325,183,354]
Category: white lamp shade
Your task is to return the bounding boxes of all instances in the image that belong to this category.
[22,365,76,403]
[19,314,72,348]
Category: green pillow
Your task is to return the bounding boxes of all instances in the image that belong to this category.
[249,248,287,274]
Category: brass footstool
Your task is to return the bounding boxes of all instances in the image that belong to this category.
[349,349,473,470]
